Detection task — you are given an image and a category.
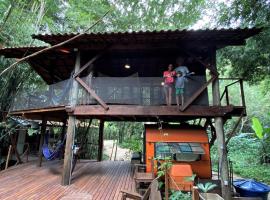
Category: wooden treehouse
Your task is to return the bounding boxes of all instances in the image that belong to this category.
[0,28,261,200]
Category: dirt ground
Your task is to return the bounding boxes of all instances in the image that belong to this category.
[103,140,131,161]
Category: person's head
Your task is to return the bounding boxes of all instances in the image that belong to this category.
[176,71,182,77]
[168,64,173,71]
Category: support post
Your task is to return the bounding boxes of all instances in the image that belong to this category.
[61,50,80,186]
[97,119,104,161]
[165,166,169,200]
[211,48,231,200]
[38,116,47,167]
[5,145,12,170]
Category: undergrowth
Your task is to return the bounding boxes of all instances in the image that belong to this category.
[211,133,270,184]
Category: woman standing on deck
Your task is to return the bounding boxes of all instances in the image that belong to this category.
[163,64,176,106]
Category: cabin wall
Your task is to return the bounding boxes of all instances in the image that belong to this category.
[145,125,211,179]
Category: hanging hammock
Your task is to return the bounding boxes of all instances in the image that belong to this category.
[42,133,66,161]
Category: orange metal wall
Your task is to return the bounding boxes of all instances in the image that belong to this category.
[145,125,212,179]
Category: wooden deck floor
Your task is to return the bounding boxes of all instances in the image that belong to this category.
[0,160,136,200]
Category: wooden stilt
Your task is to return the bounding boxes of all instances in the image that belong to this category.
[5,145,12,170]
[61,50,80,186]
[97,119,104,162]
[211,48,231,200]
[62,116,76,185]
[38,116,47,167]
[10,133,22,164]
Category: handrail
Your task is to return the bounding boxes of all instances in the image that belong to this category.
[219,78,245,108]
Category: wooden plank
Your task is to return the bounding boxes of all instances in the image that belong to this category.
[0,160,136,199]
[73,105,234,117]
[9,106,66,115]
[75,77,109,110]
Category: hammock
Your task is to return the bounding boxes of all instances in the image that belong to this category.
[42,133,66,161]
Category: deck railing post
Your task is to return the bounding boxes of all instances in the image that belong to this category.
[225,87,229,105]
[239,79,246,108]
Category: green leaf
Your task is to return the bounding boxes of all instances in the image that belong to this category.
[264,127,270,135]
[252,117,264,139]
[28,128,37,136]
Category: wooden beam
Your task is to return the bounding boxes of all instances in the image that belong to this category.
[75,77,109,110]
[225,112,244,145]
[73,47,110,78]
[38,116,47,167]
[181,75,217,111]
[97,119,104,161]
[211,48,231,200]
[9,106,66,115]
[73,105,234,117]
[185,50,218,75]
[62,50,80,186]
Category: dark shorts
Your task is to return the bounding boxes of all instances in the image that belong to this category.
[176,88,184,95]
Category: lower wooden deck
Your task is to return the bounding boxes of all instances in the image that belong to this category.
[0,160,135,200]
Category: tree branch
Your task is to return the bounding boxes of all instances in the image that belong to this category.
[0,9,112,77]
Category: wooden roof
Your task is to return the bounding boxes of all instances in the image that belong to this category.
[0,28,262,84]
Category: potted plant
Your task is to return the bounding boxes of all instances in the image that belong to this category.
[196,182,224,200]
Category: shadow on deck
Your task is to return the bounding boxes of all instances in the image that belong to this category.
[0,160,135,200]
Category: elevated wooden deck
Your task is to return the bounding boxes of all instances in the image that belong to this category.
[9,105,245,122]
[0,160,135,200]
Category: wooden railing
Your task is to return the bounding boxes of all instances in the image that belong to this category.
[220,78,245,107]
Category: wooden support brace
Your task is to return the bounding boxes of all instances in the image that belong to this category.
[75,77,109,110]
[208,120,217,149]
[73,47,110,78]
[225,112,244,145]
[185,50,219,76]
[181,75,217,111]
